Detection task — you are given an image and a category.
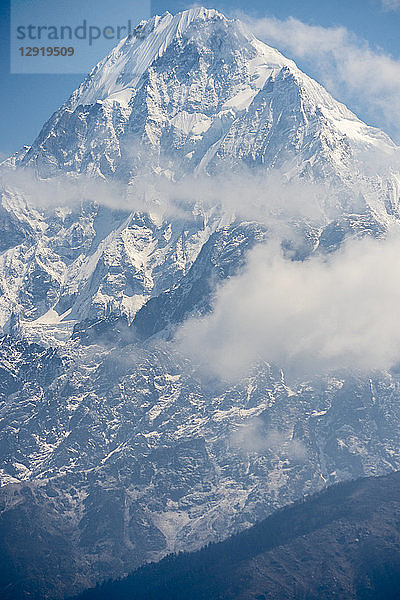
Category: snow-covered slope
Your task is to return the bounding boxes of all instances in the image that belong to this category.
[2,7,400,600]
[1,7,399,332]
[15,8,400,216]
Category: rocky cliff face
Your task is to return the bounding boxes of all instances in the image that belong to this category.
[1,7,400,599]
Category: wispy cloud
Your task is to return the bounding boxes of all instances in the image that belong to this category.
[230,417,306,461]
[244,15,400,141]
[381,0,400,11]
[0,164,338,229]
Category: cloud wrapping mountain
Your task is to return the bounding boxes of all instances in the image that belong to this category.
[178,231,400,379]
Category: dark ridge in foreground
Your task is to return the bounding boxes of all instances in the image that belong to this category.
[74,471,400,600]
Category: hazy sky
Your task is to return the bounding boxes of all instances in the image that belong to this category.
[1,0,400,156]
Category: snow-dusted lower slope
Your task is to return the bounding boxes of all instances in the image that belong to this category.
[2,333,400,599]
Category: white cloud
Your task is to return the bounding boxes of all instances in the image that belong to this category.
[155,169,335,227]
[0,164,339,231]
[0,165,188,220]
[381,0,400,11]
[177,230,400,380]
[244,15,400,141]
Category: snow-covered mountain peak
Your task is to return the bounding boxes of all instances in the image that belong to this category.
[19,5,398,181]
[65,5,353,124]
[3,8,398,212]
[68,7,232,109]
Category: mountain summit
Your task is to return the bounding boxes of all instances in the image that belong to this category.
[15,7,399,213]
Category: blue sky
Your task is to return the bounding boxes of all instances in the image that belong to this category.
[1,0,400,156]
